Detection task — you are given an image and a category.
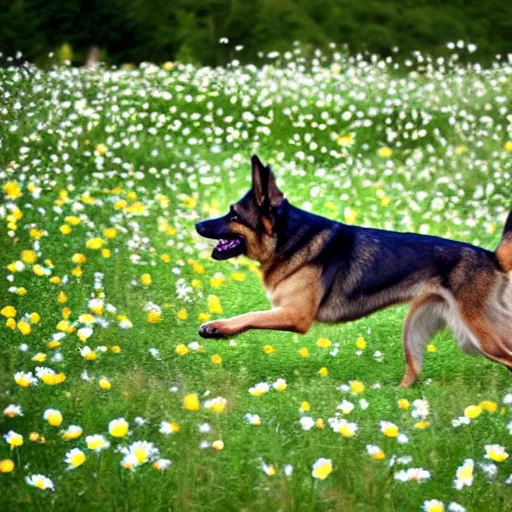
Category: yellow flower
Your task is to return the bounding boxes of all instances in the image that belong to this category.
[312,458,333,480]
[350,381,365,394]
[315,418,325,429]
[205,397,227,414]
[0,459,15,473]
[1,305,16,318]
[71,266,83,277]
[41,373,66,385]
[3,181,22,199]
[65,215,81,226]
[29,432,40,442]
[86,237,104,250]
[398,399,410,410]
[49,276,61,285]
[210,275,225,288]
[211,440,224,451]
[208,295,222,314]
[60,224,72,235]
[72,253,87,264]
[30,312,40,324]
[47,340,61,349]
[102,249,111,258]
[479,401,497,413]
[318,367,329,377]
[231,272,246,281]
[99,378,112,390]
[355,336,367,350]
[161,254,172,263]
[103,228,117,239]
[198,312,211,322]
[486,444,508,462]
[6,318,16,329]
[427,344,437,353]
[162,61,175,71]
[455,145,467,155]
[504,141,512,152]
[17,320,31,335]
[109,418,129,438]
[380,421,399,438]
[344,207,357,224]
[183,393,200,411]
[300,401,311,412]
[316,337,332,348]
[32,352,47,363]
[211,354,222,365]
[299,347,310,358]
[65,448,86,469]
[140,273,152,286]
[414,420,430,429]
[177,308,188,321]
[147,311,161,323]
[176,344,190,356]
[377,146,393,158]
[44,409,63,427]
[464,405,482,419]
[21,250,37,264]
[263,344,275,355]
[95,143,108,155]
[336,134,354,147]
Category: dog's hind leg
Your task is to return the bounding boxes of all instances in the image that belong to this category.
[399,295,447,387]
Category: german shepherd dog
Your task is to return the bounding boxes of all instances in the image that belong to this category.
[196,155,512,386]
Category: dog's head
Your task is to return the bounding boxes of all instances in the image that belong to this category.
[196,155,285,262]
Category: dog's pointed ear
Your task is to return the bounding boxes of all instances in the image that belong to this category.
[251,155,283,209]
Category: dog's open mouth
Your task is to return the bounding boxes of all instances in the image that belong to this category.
[212,236,246,260]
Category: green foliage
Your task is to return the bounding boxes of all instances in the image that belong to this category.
[0,0,511,66]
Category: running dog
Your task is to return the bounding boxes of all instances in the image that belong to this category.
[196,155,512,386]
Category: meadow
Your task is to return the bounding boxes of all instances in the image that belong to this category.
[1,44,512,511]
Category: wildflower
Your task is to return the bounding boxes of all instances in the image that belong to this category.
[355,336,367,350]
[17,320,31,335]
[61,425,83,441]
[121,441,159,469]
[86,237,104,250]
[80,346,97,360]
[415,420,430,429]
[204,397,227,413]
[261,462,275,475]
[176,308,188,320]
[454,459,474,489]
[3,404,23,418]
[147,311,161,323]
[395,467,431,483]
[299,347,310,358]
[244,413,262,426]
[212,440,224,451]
[479,401,497,413]
[231,272,245,281]
[183,393,200,411]
[99,378,112,390]
[44,409,63,427]
[423,500,444,512]
[65,448,86,469]
[273,378,287,391]
[315,418,325,429]
[4,431,23,447]
[109,418,129,438]
[350,381,365,394]
[338,400,355,415]
[312,458,333,480]
[263,344,275,355]
[103,227,117,239]
[25,474,54,491]
[0,459,15,473]
[300,417,315,431]
[153,459,172,471]
[378,146,393,158]
[140,273,152,286]
[211,354,222,365]
[95,143,108,155]
[1,305,16,318]
[176,344,189,356]
[300,401,311,412]
[366,445,385,460]
[398,399,410,410]
[249,382,270,397]
[162,61,175,71]
[485,444,508,462]
[464,405,482,419]
[208,295,222,314]
[380,421,399,438]
[3,181,22,199]
[427,344,437,352]
[86,434,110,452]
[336,134,354,147]
[159,421,180,434]
[504,141,512,152]
[316,337,332,348]
[318,367,329,376]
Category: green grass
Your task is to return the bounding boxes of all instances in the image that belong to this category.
[1,51,512,511]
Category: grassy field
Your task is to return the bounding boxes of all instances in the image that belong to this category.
[1,47,512,512]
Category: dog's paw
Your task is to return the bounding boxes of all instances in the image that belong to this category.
[198,321,230,339]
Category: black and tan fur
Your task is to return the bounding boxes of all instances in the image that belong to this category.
[196,155,512,386]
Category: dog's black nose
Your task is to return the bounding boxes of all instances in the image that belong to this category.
[195,221,206,236]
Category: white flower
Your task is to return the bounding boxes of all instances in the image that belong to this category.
[454,459,474,490]
[452,416,470,427]
[25,474,54,491]
[423,500,444,512]
[284,464,294,477]
[395,467,431,483]
[86,434,110,452]
[337,400,355,415]
[65,448,86,469]
[272,378,287,391]
[249,382,270,396]
[159,421,180,435]
[299,417,315,431]
[120,441,159,469]
[153,458,172,471]
[198,423,211,433]
[312,458,333,480]
[3,404,23,417]
[448,502,466,512]
[397,434,409,444]
[244,413,261,426]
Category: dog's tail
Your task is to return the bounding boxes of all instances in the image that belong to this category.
[496,210,512,272]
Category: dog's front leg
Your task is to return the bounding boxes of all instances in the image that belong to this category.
[198,307,313,339]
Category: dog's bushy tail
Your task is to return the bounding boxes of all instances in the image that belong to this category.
[496,210,512,272]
